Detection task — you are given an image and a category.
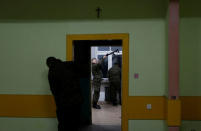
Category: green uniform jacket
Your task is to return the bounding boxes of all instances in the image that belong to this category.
[92,59,104,83]
[108,65,121,83]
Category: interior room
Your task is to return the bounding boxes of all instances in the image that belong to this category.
[0,0,201,131]
[91,46,122,125]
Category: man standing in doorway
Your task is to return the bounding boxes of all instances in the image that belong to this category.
[108,61,121,106]
[91,55,107,109]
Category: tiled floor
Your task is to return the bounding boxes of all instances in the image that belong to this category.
[79,124,121,131]
[92,101,121,125]
[80,101,121,131]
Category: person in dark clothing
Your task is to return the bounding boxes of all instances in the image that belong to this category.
[46,57,82,131]
[108,62,121,106]
[91,55,107,109]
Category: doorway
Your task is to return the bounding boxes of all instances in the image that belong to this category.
[91,45,122,126]
[66,34,129,131]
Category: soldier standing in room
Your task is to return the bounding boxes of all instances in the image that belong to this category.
[46,57,83,131]
[108,61,121,106]
[91,55,107,109]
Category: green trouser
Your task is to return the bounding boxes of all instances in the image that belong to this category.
[92,79,101,104]
[110,81,121,104]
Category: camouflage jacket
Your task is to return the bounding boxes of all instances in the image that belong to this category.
[108,65,121,82]
[92,59,104,81]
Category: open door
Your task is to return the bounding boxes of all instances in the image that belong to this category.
[73,41,92,125]
[67,34,129,131]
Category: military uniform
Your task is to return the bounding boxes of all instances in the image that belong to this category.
[108,64,121,105]
[92,59,104,108]
[47,57,82,131]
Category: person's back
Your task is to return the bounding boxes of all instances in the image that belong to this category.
[108,64,121,83]
[108,63,121,105]
[47,57,82,131]
[60,61,82,131]
[47,57,63,105]
[60,61,82,108]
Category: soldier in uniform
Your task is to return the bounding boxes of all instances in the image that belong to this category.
[91,55,107,109]
[46,57,82,131]
[108,61,121,106]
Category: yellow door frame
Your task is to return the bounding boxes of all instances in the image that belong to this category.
[66,33,129,131]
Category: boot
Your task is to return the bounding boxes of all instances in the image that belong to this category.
[93,102,101,109]
[112,101,118,106]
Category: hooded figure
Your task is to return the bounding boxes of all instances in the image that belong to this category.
[46,57,82,131]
